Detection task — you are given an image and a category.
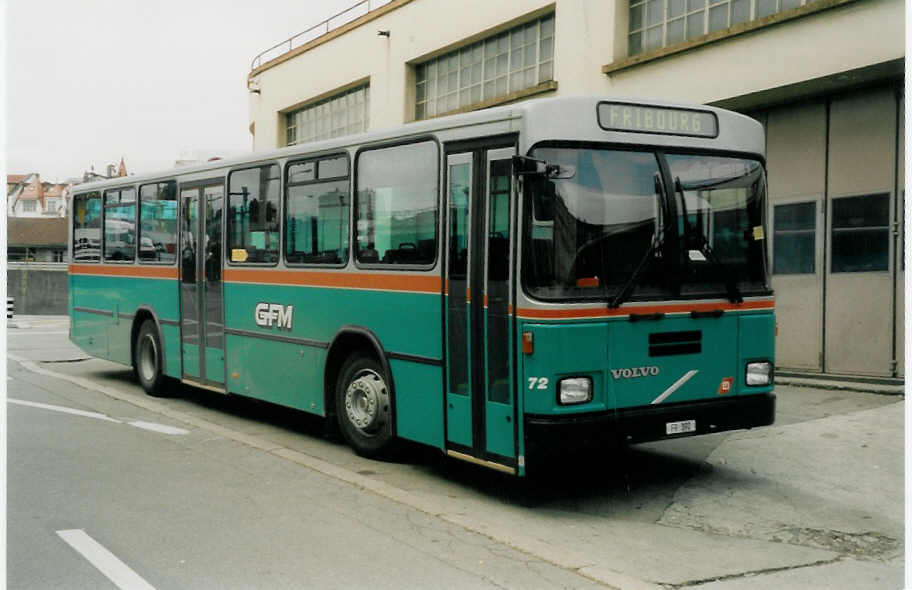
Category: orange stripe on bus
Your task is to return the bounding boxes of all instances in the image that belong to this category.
[516,299,774,319]
[222,268,440,293]
[68,264,178,279]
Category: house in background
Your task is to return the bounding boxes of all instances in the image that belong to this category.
[7,173,70,218]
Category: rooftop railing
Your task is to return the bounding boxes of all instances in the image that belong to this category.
[250,0,393,72]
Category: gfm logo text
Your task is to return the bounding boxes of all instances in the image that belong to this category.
[255,303,293,330]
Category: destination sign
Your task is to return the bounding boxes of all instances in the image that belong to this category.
[598,102,718,138]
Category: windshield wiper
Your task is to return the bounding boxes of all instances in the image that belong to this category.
[609,225,669,309]
[675,177,743,304]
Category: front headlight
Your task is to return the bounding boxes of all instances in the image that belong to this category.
[558,377,592,405]
[745,361,773,386]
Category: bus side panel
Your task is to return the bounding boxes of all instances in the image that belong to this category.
[224,332,326,412]
[388,359,444,448]
[223,281,443,448]
[161,324,181,379]
[69,272,180,371]
[70,273,109,359]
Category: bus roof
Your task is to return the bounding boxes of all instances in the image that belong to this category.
[72,96,763,193]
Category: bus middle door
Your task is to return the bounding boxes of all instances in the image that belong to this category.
[444,144,517,472]
[179,182,226,391]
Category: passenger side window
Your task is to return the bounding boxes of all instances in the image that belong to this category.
[285,155,350,265]
[139,181,178,264]
[227,164,280,264]
[355,141,438,265]
[73,192,102,262]
[103,187,136,262]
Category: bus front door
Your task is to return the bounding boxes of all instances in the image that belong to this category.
[444,145,517,472]
[179,182,226,390]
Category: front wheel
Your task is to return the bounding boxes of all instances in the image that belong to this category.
[335,353,396,458]
[134,320,168,397]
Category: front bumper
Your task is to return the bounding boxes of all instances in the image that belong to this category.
[525,393,775,451]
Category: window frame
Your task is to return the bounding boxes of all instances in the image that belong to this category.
[283,151,352,268]
[102,186,138,264]
[353,136,441,271]
[226,162,282,267]
[138,180,179,266]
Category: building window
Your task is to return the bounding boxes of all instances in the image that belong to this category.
[46,199,58,213]
[355,140,438,265]
[628,0,817,56]
[21,200,36,212]
[415,13,554,120]
[139,181,178,264]
[284,155,350,265]
[227,164,280,264]
[831,194,890,273]
[104,187,137,262]
[285,84,369,146]
[773,201,815,274]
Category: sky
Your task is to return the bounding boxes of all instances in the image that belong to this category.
[6,0,358,182]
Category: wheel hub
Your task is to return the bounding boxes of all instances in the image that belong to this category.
[344,370,389,434]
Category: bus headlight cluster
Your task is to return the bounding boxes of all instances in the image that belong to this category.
[558,377,592,405]
[745,361,773,386]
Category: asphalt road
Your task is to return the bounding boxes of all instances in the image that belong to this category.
[6,316,905,589]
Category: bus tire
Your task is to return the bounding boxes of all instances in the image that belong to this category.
[134,320,168,397]
[335,353,396,458]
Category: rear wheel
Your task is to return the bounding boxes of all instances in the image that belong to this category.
[335,353,396,458]
[134,320,168,397]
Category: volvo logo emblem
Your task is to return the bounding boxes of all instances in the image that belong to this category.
[611,366,660,379]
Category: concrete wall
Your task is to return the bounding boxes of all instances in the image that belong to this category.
[8,268,68,315]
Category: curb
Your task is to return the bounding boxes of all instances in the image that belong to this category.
[776,376,904,396]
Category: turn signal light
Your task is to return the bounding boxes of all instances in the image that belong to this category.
[522,332,534,355]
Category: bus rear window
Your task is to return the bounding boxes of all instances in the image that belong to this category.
[73,192,102,262]
[355,141,438,266]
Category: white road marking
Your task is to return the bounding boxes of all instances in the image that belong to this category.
[8,398,121,423]
[8,398,188,435]
[650,369,699,405]
[127,421,189,435]
[7,330,70,336]
[56,529,156,590]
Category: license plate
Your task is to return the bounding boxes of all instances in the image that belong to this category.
[666,419,696,435]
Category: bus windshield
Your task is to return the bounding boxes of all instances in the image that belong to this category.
[522,146,770,302]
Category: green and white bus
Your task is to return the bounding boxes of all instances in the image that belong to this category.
[69,96,775,475]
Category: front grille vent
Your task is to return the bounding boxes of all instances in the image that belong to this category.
[649,330,701,357]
